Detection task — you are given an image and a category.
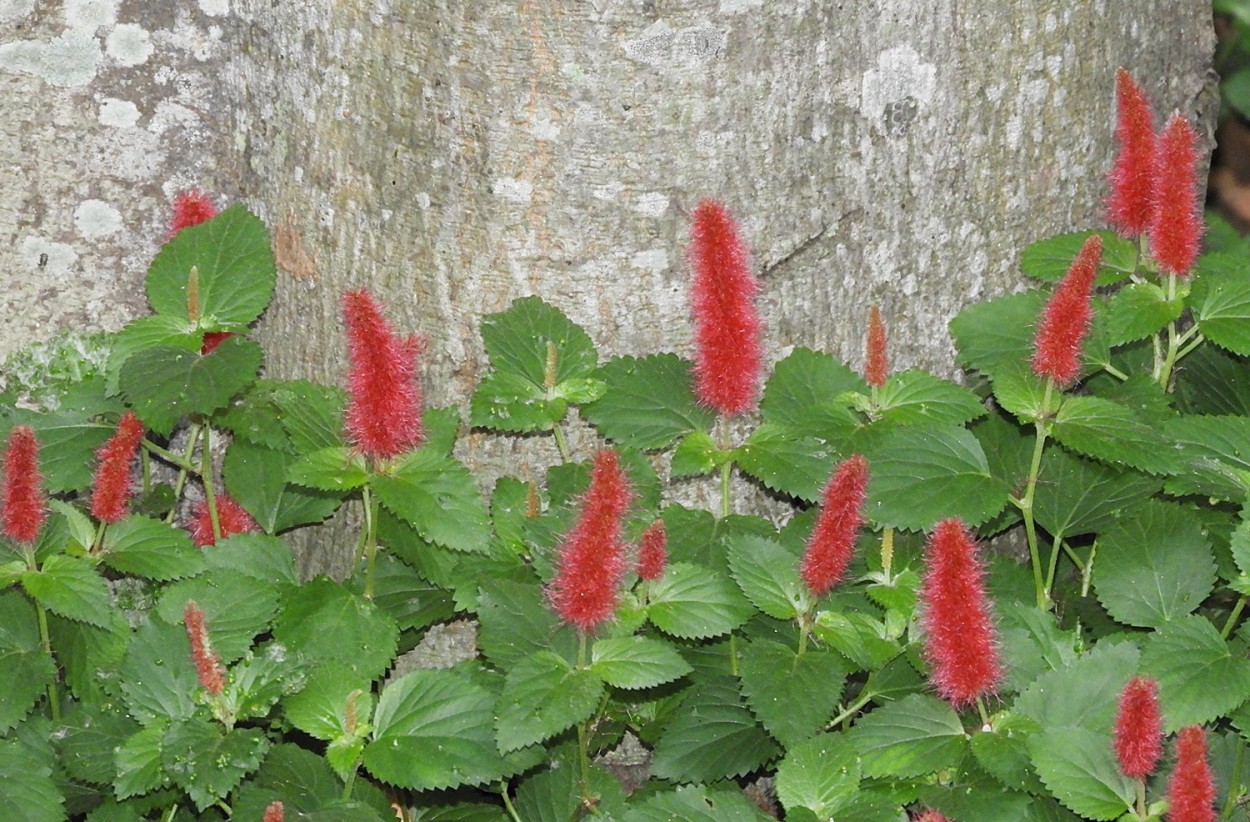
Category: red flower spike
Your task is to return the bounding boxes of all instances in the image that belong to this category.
[170,189,219,235]
[342,289,425,460]
[1167,726,1216,822]
[865,305,889,389]
[2,425,46,545]
[546,450,634,632]
[263,802,285,822]
[1031,234,1102,387]
[90,412,146,525]
[801,454,870,597]
[1150,113,1203,278]
[913,810,950,822]
[1114,675,1164,780]
[919,518,1003,707]
[184,600,225,695]
[189,493,259,547]
[637,518,668,582]
[689,199,763,417]
[1108,69,1158,238]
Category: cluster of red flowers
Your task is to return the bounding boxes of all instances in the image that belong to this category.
[800,454,870,597]
[189,493,259,547]
[90,412,146,524]
[1108,69,1203,276]
[2,426,46,545]
[183,600,225,695]
[1031,234,1102,387]
[170,189,219,236]
[342,289,425,461]
[636,518,668,582]
[864,305,889,389]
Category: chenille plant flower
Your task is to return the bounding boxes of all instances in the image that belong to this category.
[1031,234,1101,389]
[546,449,634,633]
[170,188,219,235]
[90,411,145,527]
[184,599,225,696]
[1167,725,1215,822]
[263,801,285,822]
[865,304,889,391]
[637,518,667,582]
[189,493,258,547]
[800,454,869,598]
[342,289,425,462]
[1108,69,1157,239]
[1115,676,1163,815]
[919,518,1002,718]
[1149,112,1203,278]
[2,425,46,545]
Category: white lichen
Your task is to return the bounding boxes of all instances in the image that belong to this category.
[634,192,670,217]
[0,29,102,87]
[98,97,140,127]
[19,236,78,275]
[492,177,534,204]
[198,0,229,16]
[64,0,117,31]
[859,45,937,122]
[105,23,154,66]
[0,0,35,22]
[74,199,123,238]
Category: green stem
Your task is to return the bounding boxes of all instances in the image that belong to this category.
[1135,777,1147,819]
[200,426,221,543]
[728,632,740,677]
[829,689,875,729]
[1222,596,1247,640]
[1060,540,1086,572]
[362,484,379,599]
[1157,274,1183,391]
[1175,331,1206,363]
[140,444,152,495]
[161,804,178,822]
[575,632,592,805]
[1081,542,1098,598]
[142,438,197,472]
[165,423,202,523]
[975,696,992,731]
[1020,384,1054,609]
[26,545,60,722]
[341,765,358,802]
[552,422,572,464]
[716,416,733,519]
[1042,531,1066,605]
[500,781,524,822]
[1220,736,1245,821]
[1102,363,1130,381]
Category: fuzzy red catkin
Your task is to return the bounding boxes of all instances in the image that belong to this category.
[1113,676,1163,780]
[865,305,889,389]
[1167,725,1216,822]
[184,600,225,695]
[188,493,259,547]
[1107,69,1157,239]
[1149,113,1203,278]
[170,189,219,236]
[1031,234,1101,387]
[637,518,668,582]
[2,425,46,545]
[801,454,870,597]
[91,412,146,524]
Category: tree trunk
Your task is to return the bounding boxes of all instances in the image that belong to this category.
[1,2,1216,568]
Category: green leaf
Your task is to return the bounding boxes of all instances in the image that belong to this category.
[114,723,168,799]
[476,579,576,670]
[56,700,141,786]
[1192,252,1250,355]
[1141,614,1250,730]
[581,354,716,450]
[811,610,902,671]
[231,743,392,822]
[1033,449,1160,538]
[348,553,454,632]
[119,618,200,725]
[670,430,725,478]
[225,440,341,532]
[646,562,755,639]
[273,579,399,681]
[100,515,206,580]
[495,651,603,752]
[1051,395,1180,475]
[273,380,347,453]
[203,532,299,586]
[513,756,625,822]
[287,446,368,492]
[162,717,269,810]
[865,424,1008,530]
[366,667,508,790]
[624,785,773,822]
[283,663,373,742]
[22,554,112,627]
[650,676,779,783]
[850,693,967,778]
[969,711,1047,795]
[372,449,490,553]
[1019,230,1137,285]
[0,590,55,732]
[119,336,263,436]
[1174,345,1250,416]
[774,733,861,818]
[760,347,865,439]
[1015,641,1139,730]
[1163,414,1250,498]
[726,534,808,620]
[590,635,691,689]
[877,370,986,427]
[951,290,1047,379]
[105,314,200,396]
[1104,282,1183,345]
[146,205,276,327]
[157,569,281,662]
[0,734,63,821]
[997,603,1079,694]
[4,411,114,493]
[1028,727,1134,820]
[739,640,846,747]
[470,371,563,433]
[47,609,129,702]
[734,424,836,503]
[480,295,598,386]
[1093,501,1216,627]
[989,363,1052,424]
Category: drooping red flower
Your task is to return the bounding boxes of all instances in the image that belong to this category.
[1031,234,1102,387]
[170,189,219,235]
[262,801,285,822]
[188,493,258,547]
[1108,69,1158,238]
[90,412,146,525]
[184,600,225,695]
[546,450,634,632]
[1114,676,1164,781]
[801,454,870,597]
[689,199,763,417]
[2,426,46,545]
[200,331,234,355]
[919,518,1002,707]
[637,518,667,582]
[342,289,425,461]
[1167,726,1216,822]
[1150,113,1203,278]
[865,305,889,389]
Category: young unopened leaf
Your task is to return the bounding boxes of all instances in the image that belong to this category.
[646,562,755,639]
[582,354,716,450]
[1094,501,1215,627]
[650,677,779,783]
[670,430,725,478]
[22,554,112,627]
[373,449,490,553]
[496,651,603,752]
[1028,727,1134,820]
[849,693,967,778]
[100,514,205,581]
[590,635,691,690]
[1141,614,1250,730]
[739,640,846,747]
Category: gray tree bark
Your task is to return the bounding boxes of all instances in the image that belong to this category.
[0,1,1217,566]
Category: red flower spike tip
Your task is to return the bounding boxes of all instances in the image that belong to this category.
[637,519,668,582]
[90,412,146,525]
[170,189,219,235]
[913,810,950,822]
[689,199,763,417]
[801,454,870,597]
[919,518,1003,707]
[1167,726,1216,822]
[1150,113,1203,278]
[547,450,634,632]
[2,425,46,545]
[1108,69,1158,238]
[1031,234,1102,387]
[865,305,889,389]
[263,802,285,822]
[184,600,225,695]
[189,493,258,547]
[200,331,234,355]
[1114,675,1163,780]
[342,289,425,460]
